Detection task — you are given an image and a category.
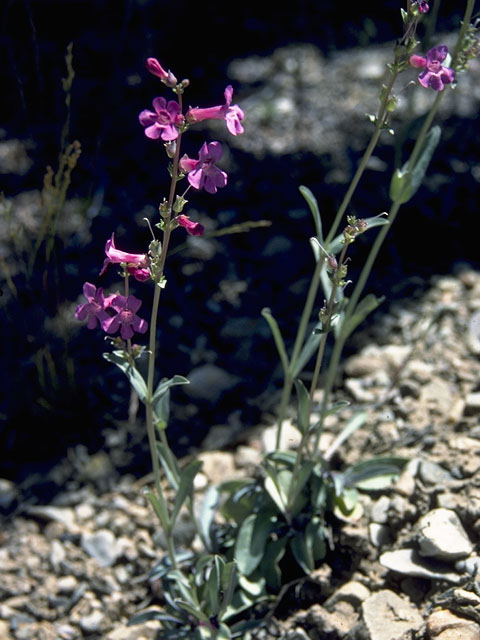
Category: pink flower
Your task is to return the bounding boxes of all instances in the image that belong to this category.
[176,214,205,236]
[186,86,244,136]
[103,294,148,340]
[139,97,183,141]
[179,141,228,194]
[99,234,150,282]
[410,45,455,91]
[412,0,429,13]
[75,282,115,330]
[145,57,178,87]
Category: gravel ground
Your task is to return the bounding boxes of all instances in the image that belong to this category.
[2,267,480,639]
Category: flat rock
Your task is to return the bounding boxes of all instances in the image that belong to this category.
[361,589,423,640]
[417,508,473,561]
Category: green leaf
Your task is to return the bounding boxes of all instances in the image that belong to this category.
[306,516,326,563]
[103,350,148,403]
[127,609,184,626]
[218,559,237,620]
[220,482,257,523]
[154,388,171,431]
[264,465,290,515]
[261,308,289,374]
[206,557,221,616]
[389,125,441,204]
[293,378,311,435]
[329,214,390,255]
[290,531,314,573]
[323,411,367,461]
[156,442,181,490]
[340,294,385,340]
[143,488,171,532]
[200,485,220,551]
[342,456,409,490]
[234,512,274,575]
[299,185,323,242]
[152,375,189,408]
[291,328,322,378]
[264,450,296,467]
[176,599,209,623]
[287,460,315,515]
[259,536,287,591]
[171,460,203,524]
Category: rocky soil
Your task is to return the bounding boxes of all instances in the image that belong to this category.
[2,266,480,639]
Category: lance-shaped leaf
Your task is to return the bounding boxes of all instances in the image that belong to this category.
[152,375,189,408]
[234,511,274,575]
[171,459,203,524]
[261,307,289,374]
[299,185,323,242]
[103,350,148,403]
[293,378,311,435]
[342,456,409,490]
[390,125,441,204]
[340,293,385,341]
[328,214,390,255]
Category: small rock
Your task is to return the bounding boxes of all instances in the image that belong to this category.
[0,478,18,510]
[324,580,370,608]
[49,539,66,571]
[25,505,78,532]
[417,460,453,485]
[455,555,480,576]
[369,522,392,547]
[197,451,237,485]
[79,610,105,634]
[361,589,423,640]
[262,420,301,452]
[380,549,461,583]
[417,508,473,561]
[371,495,390,523]
[427,609,480,640]
[345,377,376,402]
[81,529,122,567]
[419,378,454,416]
[467,310,480,355]
[56,575,78,594]
[105,619,162,639]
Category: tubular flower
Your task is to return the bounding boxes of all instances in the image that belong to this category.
[103,294,148,340]
[139,97,183,141]
[410,45,455,91]
[100,234,150,282]
[145,57,178,87]
[186,86,244,136]
[176,214,205,236]
[179,141,227,194]
[75,282,115,330]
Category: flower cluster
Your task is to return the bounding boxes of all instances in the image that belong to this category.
[410,45,455,91]
[75,282,148,340]
[76,58,245,340]
[138,58,245,235]
[75,236,149,340]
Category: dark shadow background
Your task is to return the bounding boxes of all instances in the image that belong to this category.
[1,0,478,491]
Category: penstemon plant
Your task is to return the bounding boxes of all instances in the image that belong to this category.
[74,1,478,637]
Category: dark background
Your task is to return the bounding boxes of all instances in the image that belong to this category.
[1,1,477,489]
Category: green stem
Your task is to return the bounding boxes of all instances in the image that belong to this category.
[275,66,399,448]
[313,91,445,455]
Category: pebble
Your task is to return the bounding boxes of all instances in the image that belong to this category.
[81,530,122,567]
[79,609,105,633]
[380,549,461,583]
[361,590,423,640]
[427,609,480,640]
[417,508,473,561]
